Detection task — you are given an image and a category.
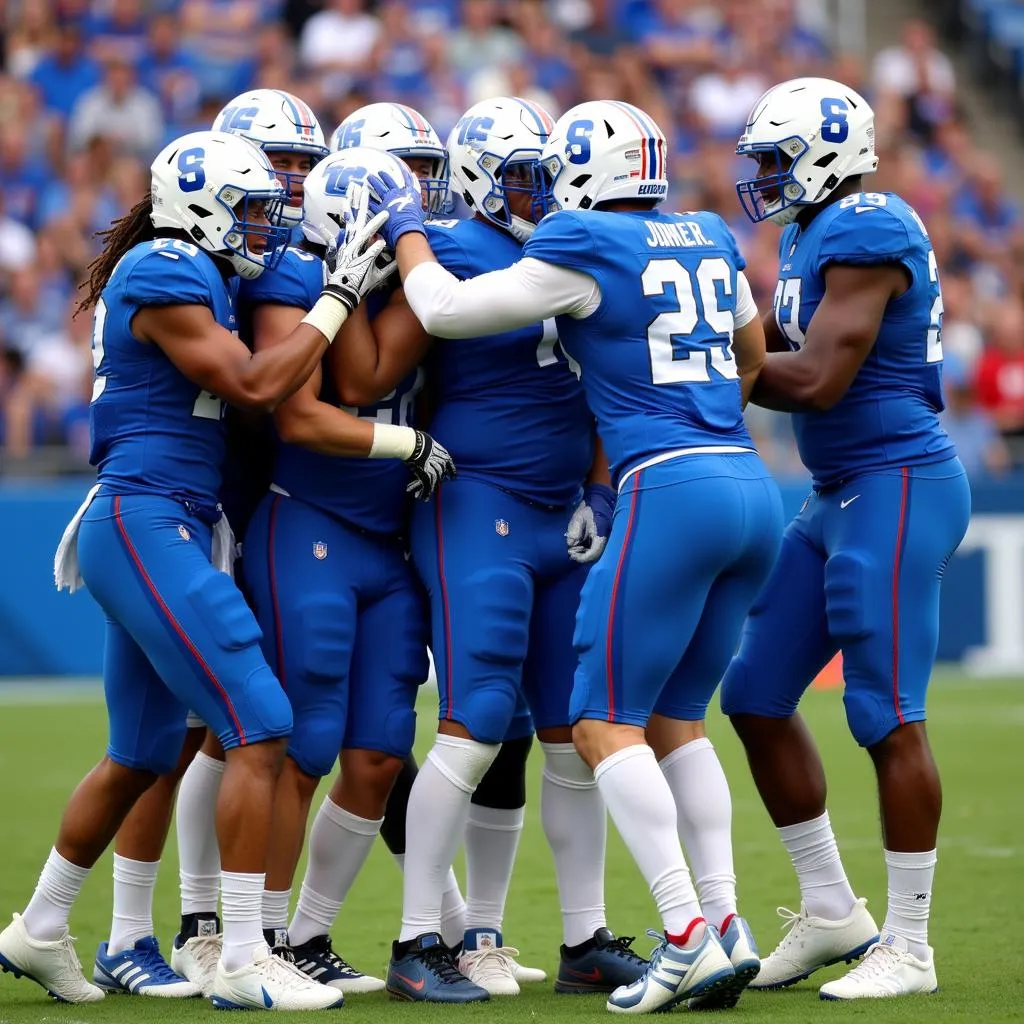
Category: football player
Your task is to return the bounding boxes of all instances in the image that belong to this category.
[722,77,970,1000]
[0,130,387,1009]
[360,97,780,1014]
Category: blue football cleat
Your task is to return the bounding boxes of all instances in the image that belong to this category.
[607,928,735,1014]
[555,927,648,994]
[687,915,761,1010]
[386,932,489,1003]
[93,936,200,997]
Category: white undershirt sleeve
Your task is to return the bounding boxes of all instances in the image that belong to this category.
[402,257,601,340]
[734,270,758,330]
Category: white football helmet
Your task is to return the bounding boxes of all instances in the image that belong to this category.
[735,77,877,225]
[447,96,554,243]
[302,147,417,249]
[212,89,328,227]
[330,102,449,215]
[150,130,288,280]
[539,100,668,213]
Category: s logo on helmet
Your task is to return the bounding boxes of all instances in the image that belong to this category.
[566,120,593,165]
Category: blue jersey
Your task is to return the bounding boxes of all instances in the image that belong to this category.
[238,246,420,535]
[426,218,593,506]
[90,238,235,506]
[524,209,753,486]
[773,191,955,487]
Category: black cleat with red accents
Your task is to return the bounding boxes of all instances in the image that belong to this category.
[555,927,649,994]
[386,932,489,1003]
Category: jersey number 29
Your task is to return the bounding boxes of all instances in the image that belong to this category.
[643,257,738,385]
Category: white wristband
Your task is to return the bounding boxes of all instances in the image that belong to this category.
[301,292,348,344]
[370,423,417,460]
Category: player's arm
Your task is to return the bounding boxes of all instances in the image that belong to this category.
[587,433,611,488]
[731,270,766,408]
[750,263,908,412]
[134,303,331,413]
[250,303,374,456]
[331,289,432,406]
[763,309,790,353]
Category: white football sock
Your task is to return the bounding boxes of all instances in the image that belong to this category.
[540,742,607,946]
[262,888,291,934]
[399,735,499,942]
[778,812,858,920]
[393,853,467,949]
[220,871,265,972]
[288,799,382,947]
[109,854,159,954]
[659,738,737,932]
[594,745,702,938]
[22,847,90,941]
[882,849,936,961]
[177,751,224,915]
[463,804,524,932]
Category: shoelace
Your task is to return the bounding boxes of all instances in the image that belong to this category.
[773,906,809,940]
[609,933,648,964]
[841,943,901,981]
[264,950,322,988]
[129,943,188,983]
[318,940,359,976]
[464,946,519,976]
[56,933,89,983]
[422,945,468,984]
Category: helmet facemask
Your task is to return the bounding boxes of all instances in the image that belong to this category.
[735,137,810,225]
[215,185,289,279]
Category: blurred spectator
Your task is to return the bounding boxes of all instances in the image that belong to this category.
[975,301,1024,444]
[85,0,148,66]
[28,21,102,120]
[940,354,1011,478]
[0,263,67,360]
[446,0,523,76]
[0,124,55,228]
[6,0,54,78]
[68,57,164,159]
[689,55,768,140]
[179,0,266,100]
[139,12,202,130]
[873,19,955,141]
[299,0,381,96]
[0,196,37,274]
[368,2,432,104]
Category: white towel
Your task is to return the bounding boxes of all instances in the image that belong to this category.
[54,483,101,593]
[54,486,236,592]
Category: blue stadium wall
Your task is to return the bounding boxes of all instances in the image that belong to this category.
[1,477,1023,677]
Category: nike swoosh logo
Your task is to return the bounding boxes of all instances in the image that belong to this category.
[261,986,273,1008]
[564,966,602,981]
[388,196,413,212]
[840,495,861,509]
[392,971,426,991]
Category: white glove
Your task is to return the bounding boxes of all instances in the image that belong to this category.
[566,484,615,564]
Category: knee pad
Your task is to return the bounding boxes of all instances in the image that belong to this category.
[842,686,898,749]
[289,712,345,778]
[540,741,595,790]
[472,734,533,808]
[186,569,263,651]
[217,663,293,751]
[109,718,187,776]
[824,550,875,643]
[426,734,500,794]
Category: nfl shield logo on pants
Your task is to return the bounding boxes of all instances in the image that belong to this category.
[313,541,328,560]
[495,519,509,537]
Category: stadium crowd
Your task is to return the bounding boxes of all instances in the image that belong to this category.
[0,0,1021,477]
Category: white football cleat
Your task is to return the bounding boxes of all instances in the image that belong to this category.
[458,930,519,996]
[0,913,105,1003]
[511,960,547,984]
[687,915,760,1010]
[607,927,734,1014]
[171,931,223,996]
[749,898,878,989]
[210,944,345,1010]
[819,934,937,1000]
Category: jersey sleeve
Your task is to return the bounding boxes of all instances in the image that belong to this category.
[819,204,914,269]
[426,221,474,280]
[122,246,215,308]
[238,248,322,309]
[523,211,597,274]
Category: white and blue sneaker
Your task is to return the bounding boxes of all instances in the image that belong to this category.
[210,943,345,1010]
[607,927,734,1014]
[687,916,760,1010]
[94,936,200,997]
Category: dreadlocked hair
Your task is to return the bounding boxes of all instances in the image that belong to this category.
[75,192,157,318]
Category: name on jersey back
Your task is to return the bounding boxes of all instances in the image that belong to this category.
[643,220,714,249]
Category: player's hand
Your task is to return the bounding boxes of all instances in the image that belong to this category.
[366,169,426,249]
[322,182,396,312]
[404,430,456,501]
[566,483,615,564]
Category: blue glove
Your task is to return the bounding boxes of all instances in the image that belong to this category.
[366,169,427,250]
[566,483,615,564]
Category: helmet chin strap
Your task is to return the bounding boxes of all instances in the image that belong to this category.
[769,203,802,226]
[507,215,536,243]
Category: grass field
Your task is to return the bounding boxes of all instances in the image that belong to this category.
[0,670,1022,1023]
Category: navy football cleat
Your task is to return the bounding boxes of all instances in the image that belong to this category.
[555,927,649,994]
[386,932,489,1003]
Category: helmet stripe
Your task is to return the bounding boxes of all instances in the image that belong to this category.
[513,97,552,140]
[611,100,665,180]
[276,90,317,140]
[609,100,648,179]
[396,104,431,137]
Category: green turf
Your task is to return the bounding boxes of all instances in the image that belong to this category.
[1,671,1022,1022]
